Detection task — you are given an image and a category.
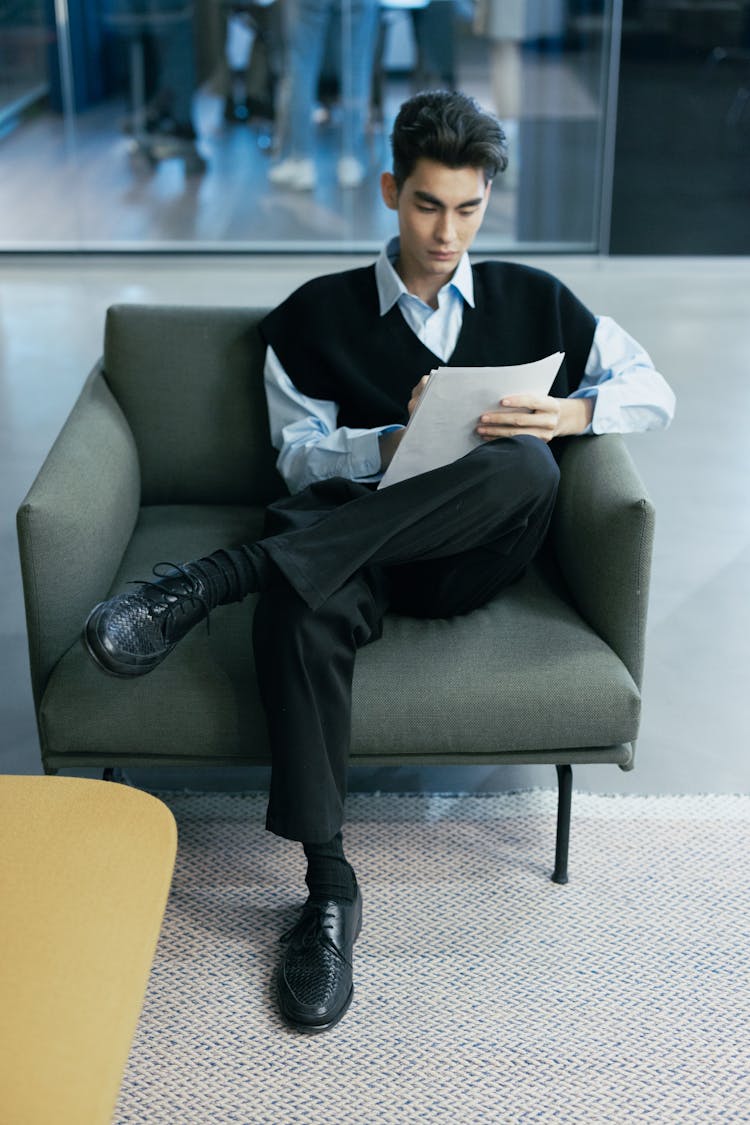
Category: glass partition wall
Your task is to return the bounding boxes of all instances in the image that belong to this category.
[0,0,620,250]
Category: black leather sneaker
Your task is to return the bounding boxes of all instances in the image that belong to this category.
[277,888,363,1034]
[83,562,214,677]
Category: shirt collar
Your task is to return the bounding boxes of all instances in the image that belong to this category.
[375,236,475,317]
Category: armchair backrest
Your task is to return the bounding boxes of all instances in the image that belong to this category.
[103,304,282,506]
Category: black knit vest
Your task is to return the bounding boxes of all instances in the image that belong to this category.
[260,261,596,429]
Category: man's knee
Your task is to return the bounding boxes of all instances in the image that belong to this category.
[470,434,560,503]
[253,570,386,652]
[512,434,560,499]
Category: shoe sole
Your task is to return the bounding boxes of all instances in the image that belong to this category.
[83,603,173,678]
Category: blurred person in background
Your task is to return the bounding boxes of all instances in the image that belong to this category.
[269,0,379,189]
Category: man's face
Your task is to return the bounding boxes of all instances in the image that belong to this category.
[381,158,491,289]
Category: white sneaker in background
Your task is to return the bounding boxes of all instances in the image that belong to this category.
[269,157,317,190]
[337,156,365,189]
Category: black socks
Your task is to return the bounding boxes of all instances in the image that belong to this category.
[303,832,357,903]
[194,544,270,605]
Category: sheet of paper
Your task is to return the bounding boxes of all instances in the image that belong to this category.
[378,352,564,489]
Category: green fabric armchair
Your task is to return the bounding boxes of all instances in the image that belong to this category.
[17,304,656,883]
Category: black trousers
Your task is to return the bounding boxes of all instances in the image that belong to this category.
[251,436,560,843]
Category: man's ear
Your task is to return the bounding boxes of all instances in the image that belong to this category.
[380,172,399,211]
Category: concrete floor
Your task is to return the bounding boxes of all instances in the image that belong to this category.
[2,253,749,795]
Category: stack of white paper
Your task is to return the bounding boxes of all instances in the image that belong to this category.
[378,352,564,489]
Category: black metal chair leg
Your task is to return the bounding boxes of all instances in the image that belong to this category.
[552,763,573,885]
[102,767,133,786]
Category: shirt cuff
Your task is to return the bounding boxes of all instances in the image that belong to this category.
[344,425,386,479]
[568,386,599,435]
[348,426,403,480]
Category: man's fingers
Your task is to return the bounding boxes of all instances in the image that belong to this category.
[408,376,430,413]
[478,427,553,444]
[500,394,550,410]
[479,411,556,431]
[477,403,559,443]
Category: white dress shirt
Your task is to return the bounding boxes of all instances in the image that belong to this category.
[264,240,676,493]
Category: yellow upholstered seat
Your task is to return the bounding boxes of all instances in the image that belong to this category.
[0,775,177,1125]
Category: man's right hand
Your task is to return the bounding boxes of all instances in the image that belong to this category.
[378,428,404,471]
[408,375,430,417]
[379,376,432,471]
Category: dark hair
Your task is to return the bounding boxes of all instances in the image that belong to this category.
[390,90,508,190]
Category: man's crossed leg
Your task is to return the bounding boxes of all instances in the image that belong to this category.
[83,436,559,1032]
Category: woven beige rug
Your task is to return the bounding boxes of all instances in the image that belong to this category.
[115,791,750,1123]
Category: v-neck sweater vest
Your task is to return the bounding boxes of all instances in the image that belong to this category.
[260,261,596,430]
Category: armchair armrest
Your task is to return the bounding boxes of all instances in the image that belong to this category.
[17,364,141,707]
[552,435,655,688]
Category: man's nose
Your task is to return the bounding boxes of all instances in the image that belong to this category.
[435,214,456,244]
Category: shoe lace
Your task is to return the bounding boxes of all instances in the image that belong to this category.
[130,561,213,635]
[280,905,349,966]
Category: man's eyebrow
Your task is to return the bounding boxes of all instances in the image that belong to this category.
[413,190,484,208]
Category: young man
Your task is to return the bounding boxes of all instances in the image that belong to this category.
[84,91,675,1034]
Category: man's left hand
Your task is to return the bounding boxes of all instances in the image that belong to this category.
[477,395,594,443]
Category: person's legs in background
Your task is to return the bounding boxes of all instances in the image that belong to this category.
[338,0,379,186]
[270,0,332,187]
[411,0,456,91]
[145,0,199,138]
